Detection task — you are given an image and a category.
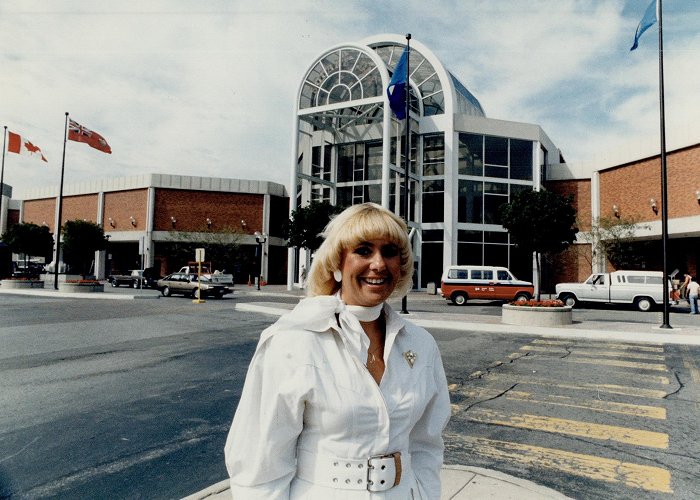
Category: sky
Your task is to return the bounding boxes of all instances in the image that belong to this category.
[1,0,699,198]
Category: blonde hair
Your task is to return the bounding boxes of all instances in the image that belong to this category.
[306,203,413,298]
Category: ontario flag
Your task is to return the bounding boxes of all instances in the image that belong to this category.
[7,131,48,162]
[68,118,112,154]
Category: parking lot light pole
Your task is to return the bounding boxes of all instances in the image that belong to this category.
[254,231,267,290]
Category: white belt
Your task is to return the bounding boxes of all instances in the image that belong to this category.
[296,448,409,492]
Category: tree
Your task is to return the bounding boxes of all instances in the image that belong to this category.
[283,201,345,252]
[1,222,54,275]
[499,189,577,299]
[578,215,651,270]
[61,220,109,276]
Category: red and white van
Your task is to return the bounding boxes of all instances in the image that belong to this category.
[440,265,534,305]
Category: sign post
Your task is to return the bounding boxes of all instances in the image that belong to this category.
[193,248,206,304]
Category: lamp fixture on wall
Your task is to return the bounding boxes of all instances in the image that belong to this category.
[171,216,177,228]
[240,219,247,230]
[108,217,115,228]
[130,216,137,227]
[612,204,620,218]
[206,217,213,229]
[696,190,700,204]
[650,198,658,215]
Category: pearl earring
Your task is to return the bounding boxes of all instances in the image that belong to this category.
[333,270,342,282]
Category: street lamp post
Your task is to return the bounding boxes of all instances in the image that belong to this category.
[254,231,267,290]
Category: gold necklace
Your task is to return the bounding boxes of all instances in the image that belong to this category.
[367,345,383,364]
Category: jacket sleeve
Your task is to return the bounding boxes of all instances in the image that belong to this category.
[408,343,451,500]
[224,331,314,500]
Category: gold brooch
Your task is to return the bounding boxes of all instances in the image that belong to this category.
[403,350,417,368]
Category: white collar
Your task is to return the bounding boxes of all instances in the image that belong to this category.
[345,303,383,322]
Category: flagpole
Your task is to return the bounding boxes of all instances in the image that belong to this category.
[54,112,69,290]
[1,126,6,234]
[400,33,411,315]
[657,0,671,329]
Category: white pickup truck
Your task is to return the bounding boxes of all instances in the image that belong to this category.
[556,270,676,312]
[177,263,234,286]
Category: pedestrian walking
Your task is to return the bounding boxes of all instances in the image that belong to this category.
[679,273,692,301]
[688,276,700,314]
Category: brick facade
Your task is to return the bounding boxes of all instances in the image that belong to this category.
[600,145,700,222]
[153,189,264,234]
[103,190,149,231]
[60,194,99,225]
[23,198,58,231]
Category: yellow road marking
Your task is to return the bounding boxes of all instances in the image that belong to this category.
[531,339,664,353]
[520,345,666,361]
[505,391,666,419]
[487,374,669,398]
[568,357,667,371]
[463,408,669,448]
[449,386,666,419]
[444,434,673,493]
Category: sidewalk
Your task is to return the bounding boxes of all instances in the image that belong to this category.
[2,283,697,498]
[184,465,571,499]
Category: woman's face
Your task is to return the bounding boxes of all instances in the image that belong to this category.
[339,238,402,307]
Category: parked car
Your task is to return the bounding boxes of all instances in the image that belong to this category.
[108,267,162,289]
[156,273,232,299]
[555,270,677,312]
[440,265,534,305]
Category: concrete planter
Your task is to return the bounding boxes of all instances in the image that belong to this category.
[58,282,105,293]
[1,279,45,289]
[502,303,572,327]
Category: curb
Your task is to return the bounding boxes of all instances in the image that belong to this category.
[0,288,161,300]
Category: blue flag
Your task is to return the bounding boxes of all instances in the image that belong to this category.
[387,47,409,119]
[630,0,657,51]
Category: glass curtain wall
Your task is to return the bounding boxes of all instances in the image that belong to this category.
[456,132,535,275]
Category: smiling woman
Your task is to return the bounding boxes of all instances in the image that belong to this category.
[224,203,451,499]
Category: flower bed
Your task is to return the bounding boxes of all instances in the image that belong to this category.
[58,280,104,293]
[1,279,45,289]
[502,301,572,326]
[509,299,565,308]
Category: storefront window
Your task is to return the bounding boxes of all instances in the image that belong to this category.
[458,133,483,176]
[485,136,508,166]
[458,180,483,223]
[422,179,444,223]
[423,134,445,176]
[510,139,533,180]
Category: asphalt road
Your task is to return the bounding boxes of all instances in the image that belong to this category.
[0,291,698,499]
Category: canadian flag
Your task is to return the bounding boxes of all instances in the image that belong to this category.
[7,131,48,162]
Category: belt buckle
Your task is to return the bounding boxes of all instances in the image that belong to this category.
[367,452,401,492]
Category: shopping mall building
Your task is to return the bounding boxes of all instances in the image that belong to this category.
[1,34,698,289]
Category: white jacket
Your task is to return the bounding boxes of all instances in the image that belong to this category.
[224,294,451,499]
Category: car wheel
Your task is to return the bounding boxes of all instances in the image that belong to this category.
[162,286,171,297]
[560,293,577,308]
[635,296,654,312]
[111,280,119,288]
[132,281,139,289]
[514,293,531,303]
[192,288,201,299]
[451,292,468,306]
